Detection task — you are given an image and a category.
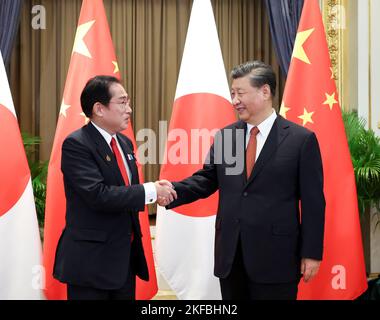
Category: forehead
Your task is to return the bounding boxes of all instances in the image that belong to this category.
[109,82,128,98]
[231,75,252,90]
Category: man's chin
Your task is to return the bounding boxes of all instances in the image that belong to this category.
[119,123,129,132]
[237,114,248,122]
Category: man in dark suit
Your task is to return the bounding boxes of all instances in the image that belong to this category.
[163,61,325,300]
[53,75,176,300]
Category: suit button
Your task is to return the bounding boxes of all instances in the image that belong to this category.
[243,192,248,197]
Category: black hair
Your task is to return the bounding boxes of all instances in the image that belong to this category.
[80,75,120,118]
[231,61,276,97]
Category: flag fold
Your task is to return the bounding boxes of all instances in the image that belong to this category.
[282,0,367,299]
[0,52,43,300]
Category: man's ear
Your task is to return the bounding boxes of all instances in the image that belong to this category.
[92,102,103,117]
[262,84,272,100]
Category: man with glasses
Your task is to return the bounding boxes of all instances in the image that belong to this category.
[53,75,176,300]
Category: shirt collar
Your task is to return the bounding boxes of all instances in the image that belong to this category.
[91,121,117,147]
[246,109,277,138]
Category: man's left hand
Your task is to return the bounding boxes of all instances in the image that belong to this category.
[301,258,321,283]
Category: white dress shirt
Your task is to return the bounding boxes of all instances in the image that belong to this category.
[91,121,157,204]
[245,109,277,161]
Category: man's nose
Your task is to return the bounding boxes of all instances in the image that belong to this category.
[232,96,240,106]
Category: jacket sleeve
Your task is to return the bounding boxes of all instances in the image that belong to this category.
[61,135,145,213]
[299,132,326,260]
[166,142,219,209]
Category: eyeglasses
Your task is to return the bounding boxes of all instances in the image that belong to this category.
[109,98,130,110]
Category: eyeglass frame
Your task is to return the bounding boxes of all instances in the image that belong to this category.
[108,97,131,110]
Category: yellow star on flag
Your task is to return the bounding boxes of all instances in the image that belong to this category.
[80,112,90,124]
[59,100,71,117]
[323,92,338,110]
[72,20,95,58]
[292,28,314,64]
[279,102,291,119]
[112,61,119,74]
[298,108,314,126]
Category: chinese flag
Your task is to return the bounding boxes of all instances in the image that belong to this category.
[281,0,367,299]
[43,0,157,299]
[155,0,236,299]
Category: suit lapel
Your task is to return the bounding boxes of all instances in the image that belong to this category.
[84,123,125,186]
[233,121,249,188]
[117,133,140,185]
[244,115,289,189]
[114,136,141,234]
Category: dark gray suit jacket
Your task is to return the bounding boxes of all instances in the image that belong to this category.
[53,122,149,290]
[167,115,325,283]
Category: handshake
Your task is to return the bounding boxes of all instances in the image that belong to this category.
[154,179,177,207]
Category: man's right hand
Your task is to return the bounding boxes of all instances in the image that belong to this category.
[154,180,177,206]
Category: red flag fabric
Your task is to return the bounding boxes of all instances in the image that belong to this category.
[281,0,367,299]
[43,0,157,299]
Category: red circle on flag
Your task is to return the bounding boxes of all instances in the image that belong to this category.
[160,93,235,217]
[0,104,30,217]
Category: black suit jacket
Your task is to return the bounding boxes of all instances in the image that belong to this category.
[53,122,149,290]
[167,115,325,283]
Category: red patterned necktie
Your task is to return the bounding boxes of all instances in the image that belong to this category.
[110,137,130,186]
[246,127,260,178]
[110,137,133,242]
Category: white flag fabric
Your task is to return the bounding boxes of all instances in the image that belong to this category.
[155,0,236,299]
[0,52,43,299]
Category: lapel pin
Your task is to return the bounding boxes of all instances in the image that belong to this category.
[106,155,111,162]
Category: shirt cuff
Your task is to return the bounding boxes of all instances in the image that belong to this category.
[143,182,157,204]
